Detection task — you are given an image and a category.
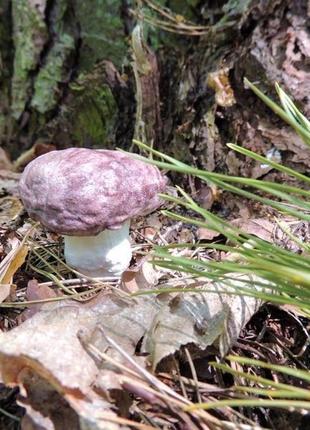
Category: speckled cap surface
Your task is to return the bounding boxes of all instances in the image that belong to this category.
[19,148,167,235]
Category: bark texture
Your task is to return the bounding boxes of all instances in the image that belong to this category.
[0,0,309,180]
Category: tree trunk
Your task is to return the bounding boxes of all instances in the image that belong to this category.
[0,0,309,184]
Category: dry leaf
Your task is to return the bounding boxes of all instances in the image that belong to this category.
[0,241,28,285]
[19,369,120,430]
[0,294,159,426]
[122,259,159,293]
[196,184,219,210]
[13,139,56,172]
[232,218,274,242]
[26,279,59,302]
[18,279,60,322]
[207,68,236,107]
[0,297,127,428]
[197,227,221,241]
[144,274,265,369]
[121,270,140,293]
[0,275,266,426]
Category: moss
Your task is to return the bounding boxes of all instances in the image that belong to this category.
[72,85,117,146]
[31,33,75,113]
[31,0,77,114]
[11,0,48,118]
[75,0,127,71]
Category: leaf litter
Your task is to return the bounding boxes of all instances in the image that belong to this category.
[0,219,269,429]
[0,151,308,429]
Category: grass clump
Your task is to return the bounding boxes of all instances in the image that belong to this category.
[132,80,310,416]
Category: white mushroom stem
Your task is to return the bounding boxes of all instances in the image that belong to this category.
[63,221,132,278]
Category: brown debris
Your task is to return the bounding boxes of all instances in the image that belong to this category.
[207,68,236,108]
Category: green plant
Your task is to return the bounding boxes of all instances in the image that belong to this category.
[130,81,310,414]
[131,81,310,315]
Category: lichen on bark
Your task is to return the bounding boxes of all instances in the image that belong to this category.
[46,64,118,148]
[11,0,48,119]
[31,0,77,114]
[31,33,75,113]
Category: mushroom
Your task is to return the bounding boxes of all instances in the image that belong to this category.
[19,148,167,278]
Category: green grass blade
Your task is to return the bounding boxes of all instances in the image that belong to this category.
[227,143,310,184]
[244,79,310,146]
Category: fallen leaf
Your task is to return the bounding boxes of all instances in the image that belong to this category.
[0,241,28,285]
[26,279,59,302]
[13,140,56,172]
[207,68,236,107]
[0,292,161,427]
[232,217,274,242]
[0,275,266,426]
[121,270,140,293]
[122,260,159,293]
[144,274,265,369]
[19,369,120,430]
[0,299,120,428]
[18,279,60,322]
[197,227,221,241]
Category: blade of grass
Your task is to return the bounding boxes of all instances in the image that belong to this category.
[244,78,310,146]
[227,144,310,184]
[227,356,310,383]
[185,399,310,411]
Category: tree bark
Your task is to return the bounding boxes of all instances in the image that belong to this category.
[0,0,309,181]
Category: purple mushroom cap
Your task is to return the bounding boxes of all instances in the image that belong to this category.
[19,148,167,236]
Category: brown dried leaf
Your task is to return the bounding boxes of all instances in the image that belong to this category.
[144,274,264,369]
[13,139,56,172]
[0,276,265,425]
[19,369,120,430]
[18,280,60,322]
[196,184,218,210]
[8,293,157,383]
[26,280,59,302]
[122,260,159,293]
[0,295,136,428]
[207,68,236,107]
[232,217,274,242]
[0,240,28,285]
[197,227,221,241]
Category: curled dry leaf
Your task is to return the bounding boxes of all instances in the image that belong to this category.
[13,139,56,172]
[207,68,236,107]
[0,294,159,427]
[0,236,28,289]
[122,260,160,293]
[144,274,265,369]
[232,217,274,242]
[18,279,61,322]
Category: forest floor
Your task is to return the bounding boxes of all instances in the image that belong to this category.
[0,145,309,430]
